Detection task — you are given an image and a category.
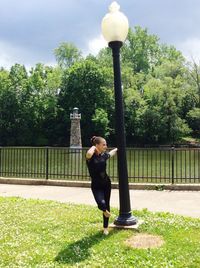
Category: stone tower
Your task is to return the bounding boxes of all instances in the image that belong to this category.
[70,107,82,149]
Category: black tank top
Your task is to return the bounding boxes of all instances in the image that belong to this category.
[86,152,110,187]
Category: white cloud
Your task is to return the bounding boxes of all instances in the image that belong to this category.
[86,35,200,64]
[0,40,56,70]
[86,35,107,56]
[177,38,200,62]
[0,41,35,69]
[0,41,16,69]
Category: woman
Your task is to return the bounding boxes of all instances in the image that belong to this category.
[86,136,117,235]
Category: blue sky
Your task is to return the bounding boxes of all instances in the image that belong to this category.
[0,0,200,69]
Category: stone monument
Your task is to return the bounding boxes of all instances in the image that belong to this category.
[70,107,82,149]
[69,108,82,179]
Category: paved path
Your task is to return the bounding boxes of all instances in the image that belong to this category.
[0,184,199,218]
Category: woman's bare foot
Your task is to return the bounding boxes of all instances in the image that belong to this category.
[103,210,111,218]
[103,228,109,235]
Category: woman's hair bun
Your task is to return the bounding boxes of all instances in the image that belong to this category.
[90,136,104,145]
[91,136,96,145]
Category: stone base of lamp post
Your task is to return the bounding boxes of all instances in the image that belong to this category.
[114,212,138,226]
[110,219,144,229]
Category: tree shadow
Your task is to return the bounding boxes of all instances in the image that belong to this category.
[54,230,115,265]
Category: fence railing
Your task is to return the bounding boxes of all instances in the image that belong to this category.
[0,147,199,184]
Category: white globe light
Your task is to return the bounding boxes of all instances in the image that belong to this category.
[101,2,129,43]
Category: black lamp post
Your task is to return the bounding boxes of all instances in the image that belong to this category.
[102,2,137,226]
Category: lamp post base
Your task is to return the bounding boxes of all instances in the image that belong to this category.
[110,219,143,230]
[114,213,138,226]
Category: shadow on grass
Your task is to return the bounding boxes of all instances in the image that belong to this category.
[54,230,115,265]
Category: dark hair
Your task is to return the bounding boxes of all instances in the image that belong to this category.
[91,136,105,145]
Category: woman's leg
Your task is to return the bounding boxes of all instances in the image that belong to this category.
[103,181,111,229]
[91,187,107,211]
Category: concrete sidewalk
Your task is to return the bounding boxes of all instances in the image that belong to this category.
[0,184,200,218]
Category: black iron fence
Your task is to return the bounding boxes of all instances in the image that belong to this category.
[0,147,199,184]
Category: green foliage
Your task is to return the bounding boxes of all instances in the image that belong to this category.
[187,59,200,107]
[186,108,200,135]
[0,63,63,145]
[159,44,185,64]
[123,58,192,143]
[0,87,20,145]
[27,64,62,145]
[96,47,113,68]
[59,59,114,144]
[122,26,161,73]
[54,42,82,68]
[124,88,146,143]
[0,26,199,145]
[140,77,191,143]
[92,108,110,137]
[0,197,200,267]
[0,66,24,145]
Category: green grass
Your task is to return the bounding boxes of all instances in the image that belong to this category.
[1,147,200,183]
[0,197,200,268]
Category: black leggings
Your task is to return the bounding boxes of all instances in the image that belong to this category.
[91,181,111,228]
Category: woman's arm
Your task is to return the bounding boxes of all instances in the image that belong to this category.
[108,148,118,157]
[86,146,96,160]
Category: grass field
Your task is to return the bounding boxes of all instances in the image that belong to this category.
[0,197,200,268]
[0,147,199,183]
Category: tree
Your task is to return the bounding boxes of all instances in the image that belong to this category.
[59,59,114,145]
[186,108,200,136]
[92,108,110,138]
[124,87,146,144]
[159,44,185,64]
[0,69,20,145]
[27,63,61,145]
[0,25,198,146]
[142,77,191,143]
[96,47,113,68]
[54,42,82,69]
[0,64,31,145]
[121,26,161,73]
[188,59,200,108]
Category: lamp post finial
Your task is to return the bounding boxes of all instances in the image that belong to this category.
[109,2,120,13]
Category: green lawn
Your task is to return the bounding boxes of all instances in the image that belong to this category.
[0,197,200,267]
[0,147,200,183]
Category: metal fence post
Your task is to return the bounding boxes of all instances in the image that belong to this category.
[46,147,49,180]
[171,146,175,184]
